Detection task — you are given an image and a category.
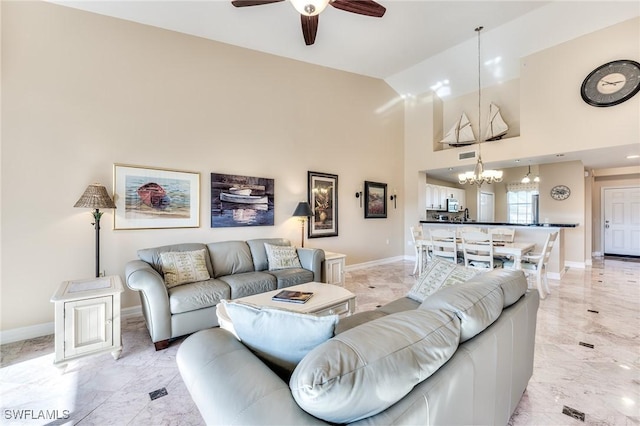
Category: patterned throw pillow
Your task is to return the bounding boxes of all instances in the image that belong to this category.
[264,243,302,271]
[160,249,211,288]
[406,258,480,302]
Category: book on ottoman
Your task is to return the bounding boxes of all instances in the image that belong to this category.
[272,290,313,304]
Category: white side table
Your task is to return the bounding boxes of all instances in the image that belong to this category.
[50,275,124,368]
[322,252,346,286]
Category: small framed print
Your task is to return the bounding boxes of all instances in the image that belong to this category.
[113,164,200,229]
[364,181,387,219]
[308,171,338,238]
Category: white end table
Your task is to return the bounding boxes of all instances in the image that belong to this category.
[323,251,346,286]
[51,275,124,368]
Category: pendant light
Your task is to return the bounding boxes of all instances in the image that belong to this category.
[521,164,541,183]
[458,26,503,187]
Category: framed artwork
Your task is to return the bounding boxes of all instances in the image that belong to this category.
[211,173,274,227]
[113,164,200,229]
[308,171,338,238]
[364,181,387,219]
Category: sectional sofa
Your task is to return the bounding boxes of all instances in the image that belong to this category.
[124,238,325,350]
[177,268,539,424]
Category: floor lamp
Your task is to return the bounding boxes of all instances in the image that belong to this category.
[74,183,117,278]
[292,202,313,248]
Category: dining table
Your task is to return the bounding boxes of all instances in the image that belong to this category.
[415,240,536,273]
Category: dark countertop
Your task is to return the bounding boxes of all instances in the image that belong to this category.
[419,221,578,228]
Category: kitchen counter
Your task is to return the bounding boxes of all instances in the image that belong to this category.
[420,221,578,228]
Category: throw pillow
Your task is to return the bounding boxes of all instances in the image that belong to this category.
[220,300,338,372]
[160,249,211,288]
[406,258,480,302]
[264,243,302,271]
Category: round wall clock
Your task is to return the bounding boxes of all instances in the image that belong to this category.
[581,59,640,107]
[550,185,571,201]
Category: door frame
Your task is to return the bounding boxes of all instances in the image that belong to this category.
[600,185,640,256]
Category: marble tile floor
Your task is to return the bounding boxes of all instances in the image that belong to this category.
[1,258,638,425]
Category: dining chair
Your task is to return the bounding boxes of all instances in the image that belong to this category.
[488,227,515,243]
[461,231,500,270]
[489,227,516,262]
[410,226,429,275]
[518,231,558,299]
[430,229,457,264]
[456,226,484,238]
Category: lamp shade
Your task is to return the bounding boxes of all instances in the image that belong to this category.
[292,202,313,218]
[74,183,116,209]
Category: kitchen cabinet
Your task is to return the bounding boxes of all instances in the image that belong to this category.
[426,185,465,211]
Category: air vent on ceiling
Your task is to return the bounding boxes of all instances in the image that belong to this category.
[459,151,477,160]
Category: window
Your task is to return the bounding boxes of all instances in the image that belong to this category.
[506,182,539,224]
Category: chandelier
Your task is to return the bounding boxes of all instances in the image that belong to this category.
[458,26,503,187]
[458,154,503,185]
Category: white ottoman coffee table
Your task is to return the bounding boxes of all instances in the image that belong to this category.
[217,282,356,333]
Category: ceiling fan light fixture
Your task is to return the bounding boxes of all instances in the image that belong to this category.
[290,0,330,16]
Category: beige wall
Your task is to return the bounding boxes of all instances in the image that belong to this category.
[1,1,404,331]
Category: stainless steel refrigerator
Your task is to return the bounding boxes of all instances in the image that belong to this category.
[531,194,540,224]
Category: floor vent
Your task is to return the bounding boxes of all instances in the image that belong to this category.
[458,151,476,160]
[579,342,594,349]
[149,388,168,401]
[562,406,585,422]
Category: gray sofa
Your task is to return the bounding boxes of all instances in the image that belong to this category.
[177,269,539,425]
[125,238,324,350]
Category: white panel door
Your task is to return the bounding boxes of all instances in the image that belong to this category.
[604,187,640,256]
[479,192,495,222]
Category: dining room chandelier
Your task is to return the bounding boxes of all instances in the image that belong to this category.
[458,26,503,187]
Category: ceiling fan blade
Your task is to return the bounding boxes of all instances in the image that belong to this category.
[231,0,284,7]
[330,0,386,17]
[301,14,319,46]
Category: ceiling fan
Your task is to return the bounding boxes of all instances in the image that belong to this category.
[231,0,386,46]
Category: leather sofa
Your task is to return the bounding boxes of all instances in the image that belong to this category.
[125,238,324,350]
[177,269,539,425]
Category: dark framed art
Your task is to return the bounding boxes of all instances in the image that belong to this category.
[364,181,387,219]
[308,171,338,238]
[211,172,274,227]
[113,164,200,230]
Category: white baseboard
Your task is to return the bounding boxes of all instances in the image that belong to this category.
[0,322,55,345]
[345,256,406,272]
[0,306,143,345]
[592,251,603,257]
[565,261,586,269]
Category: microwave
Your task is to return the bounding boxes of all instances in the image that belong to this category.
[447,198,459,212]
